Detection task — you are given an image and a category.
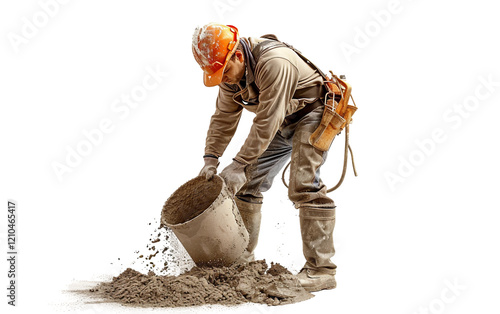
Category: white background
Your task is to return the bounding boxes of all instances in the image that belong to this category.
[1,0,499,313]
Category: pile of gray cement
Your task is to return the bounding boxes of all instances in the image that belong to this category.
[90,259,313,307]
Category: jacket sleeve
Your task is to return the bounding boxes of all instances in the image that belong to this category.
[204,83,243,158]
[234,57,299,164]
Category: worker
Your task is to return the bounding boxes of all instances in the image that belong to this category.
[192,23,337,292]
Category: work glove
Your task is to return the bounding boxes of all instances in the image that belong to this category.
[219,159,247,195]
[199,156,219,180]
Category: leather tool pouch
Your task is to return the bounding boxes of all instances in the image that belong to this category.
[309,74,356,152]
[309,97,345,151]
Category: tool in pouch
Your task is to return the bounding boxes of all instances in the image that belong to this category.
[259,36,358,192]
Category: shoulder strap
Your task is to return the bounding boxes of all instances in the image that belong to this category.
[280,42,328,80]
[252,36,329,82]
[252,40,288,63]
[261,34,279,41]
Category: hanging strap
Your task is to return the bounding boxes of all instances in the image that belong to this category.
[281,120,358,193]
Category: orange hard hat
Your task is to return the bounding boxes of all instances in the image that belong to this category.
[192,23,240,87]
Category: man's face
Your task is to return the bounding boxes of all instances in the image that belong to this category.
[221,50,245,85]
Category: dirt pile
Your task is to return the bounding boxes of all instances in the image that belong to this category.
[90,260,313,307]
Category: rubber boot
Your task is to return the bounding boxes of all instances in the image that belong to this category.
[296,204,337,292]
[234,198,262,264]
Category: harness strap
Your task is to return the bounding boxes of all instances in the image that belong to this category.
[253,38,330,82]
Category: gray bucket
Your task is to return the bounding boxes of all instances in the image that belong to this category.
[161,175,249,266]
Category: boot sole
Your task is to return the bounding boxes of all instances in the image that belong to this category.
[303,281,337,292]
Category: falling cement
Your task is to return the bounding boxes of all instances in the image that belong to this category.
[89,259,313,307]
[125,219,195,277]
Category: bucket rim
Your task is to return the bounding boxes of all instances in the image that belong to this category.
[162,175,229,227]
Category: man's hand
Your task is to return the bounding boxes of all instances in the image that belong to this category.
[199,157,219,180]
[220,160,247,195]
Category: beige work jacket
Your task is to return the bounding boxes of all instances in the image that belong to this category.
[204,37,324,165]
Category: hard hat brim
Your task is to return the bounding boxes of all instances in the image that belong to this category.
[203,64,225,87]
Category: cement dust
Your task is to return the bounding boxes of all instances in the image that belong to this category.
[126,218,195,277]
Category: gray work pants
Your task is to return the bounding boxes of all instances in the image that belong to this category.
[236,104,334,207]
